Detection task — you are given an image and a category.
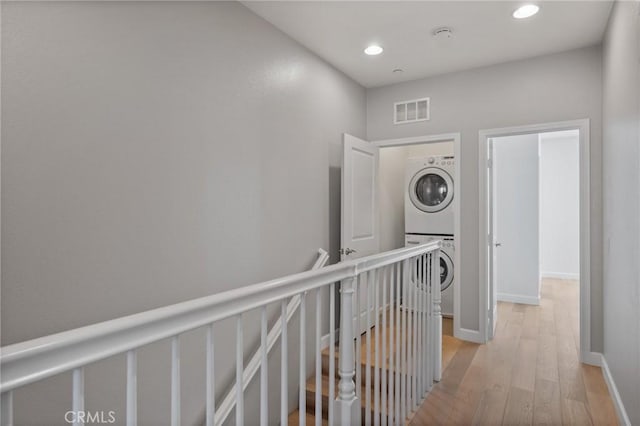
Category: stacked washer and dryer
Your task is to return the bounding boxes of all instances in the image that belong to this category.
[405,156,455,317]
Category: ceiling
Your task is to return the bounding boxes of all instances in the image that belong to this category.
[243,1,613,88]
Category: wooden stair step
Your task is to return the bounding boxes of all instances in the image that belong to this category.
[304,374,410,423]
[321,347,420,384]
[287,409,328,425]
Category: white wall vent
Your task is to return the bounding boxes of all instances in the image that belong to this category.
[394,97,430,124]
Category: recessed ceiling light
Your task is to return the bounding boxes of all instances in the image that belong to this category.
[513,4,539,19]
[364,45,383,56]
[393,68,404,73]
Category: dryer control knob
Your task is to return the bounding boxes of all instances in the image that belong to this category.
[428,157,435,164]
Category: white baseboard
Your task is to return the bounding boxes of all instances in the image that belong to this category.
[541,271,580,280]
[497,293,540,305]
[454,327,484,344]
[581,351,602,366]
[601,354,632,426]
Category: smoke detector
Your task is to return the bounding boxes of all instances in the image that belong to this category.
[432,27,453,40]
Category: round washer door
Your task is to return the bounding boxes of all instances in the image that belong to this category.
[409,167,454,213]
[413,251,453,292]
[439,252,454,291]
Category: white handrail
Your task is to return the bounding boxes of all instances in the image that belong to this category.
[0,241,439,394]
[212,249,329,426]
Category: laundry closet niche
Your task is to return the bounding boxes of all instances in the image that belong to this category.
[379,140,455,317]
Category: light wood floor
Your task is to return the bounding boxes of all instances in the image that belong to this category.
[409,278,618,425]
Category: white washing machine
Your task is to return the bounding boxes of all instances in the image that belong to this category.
[405,156,455,235]
[405,234,454,317]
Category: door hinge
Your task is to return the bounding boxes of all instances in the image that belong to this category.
[487,158,493,168]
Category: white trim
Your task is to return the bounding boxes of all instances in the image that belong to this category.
[540,271,580,280]
[372,132,459,148]
[478,119,591,357]
[601,354,632,426]
[454,328,483,344]
[497,293,540,306]
[372,133,468,344]
[581,351,602,367]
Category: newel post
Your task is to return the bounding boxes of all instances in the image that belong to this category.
[335,275,360,425]
[432,248,442,382]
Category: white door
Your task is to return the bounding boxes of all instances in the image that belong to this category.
[492,134,540,310]
[487,139,498,339]
[341,133,380,334]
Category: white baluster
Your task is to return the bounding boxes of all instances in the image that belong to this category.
[427,253,433,390]
[388,264,395,426]
[433,249,442,382]
[374,268,381,426]
[1,392,13,426]
[280,300,288,426]
[365,271,372,426]
[335,275,360,425]
[401,259,408,423]
[172,336,181,426]
[72,367,84,426]
[329,283,336,426]
[355,274,362,401]
[395,263,401,425]
[315,290,322,426]
[381,266,388,426]
[206,325,215,426]
[421,255,427,394]
[261,307,268,426]
[407,258,417,415]
[426,254,430,392]
[299,292,306,426]
[417,256,423,399]
[415,258,420,405]
[127,350,137,426]
[235,317,243,426]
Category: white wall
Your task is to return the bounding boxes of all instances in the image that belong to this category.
[1,2,365,425]
[379,142,454,252]
[602,1,640,423]
[367,46,603,346]
[539,130,580,280]
[493,134,540,304]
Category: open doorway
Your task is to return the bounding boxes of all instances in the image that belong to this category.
[490,129,580,331]
[372,133,462,343]
[479,119,594,364]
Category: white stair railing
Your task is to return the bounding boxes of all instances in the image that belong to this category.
[213,249,329,426]
[0,242,441,426]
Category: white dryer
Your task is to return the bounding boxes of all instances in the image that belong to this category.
[405,156,455,235]
[405,234,454,317]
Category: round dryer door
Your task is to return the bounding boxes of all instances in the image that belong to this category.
[409,167,454,213]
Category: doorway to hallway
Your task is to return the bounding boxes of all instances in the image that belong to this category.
[479,119,595,365]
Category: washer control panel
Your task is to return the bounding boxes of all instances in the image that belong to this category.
[421,155,455,167]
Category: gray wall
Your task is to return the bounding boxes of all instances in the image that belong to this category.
[1,2,365,425]
[602,1,640,423]
[539,132,580,279]
[367,46,603,347]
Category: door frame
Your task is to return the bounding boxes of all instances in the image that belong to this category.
[372,132,465,341]
[478,119,597,365]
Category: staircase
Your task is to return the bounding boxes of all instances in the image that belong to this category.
[0,243,442,426]
[289,319,433,425]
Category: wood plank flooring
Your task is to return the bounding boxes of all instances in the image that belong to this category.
[409,278,618,425]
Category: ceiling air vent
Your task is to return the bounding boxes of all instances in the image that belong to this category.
[394,97,429,125]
